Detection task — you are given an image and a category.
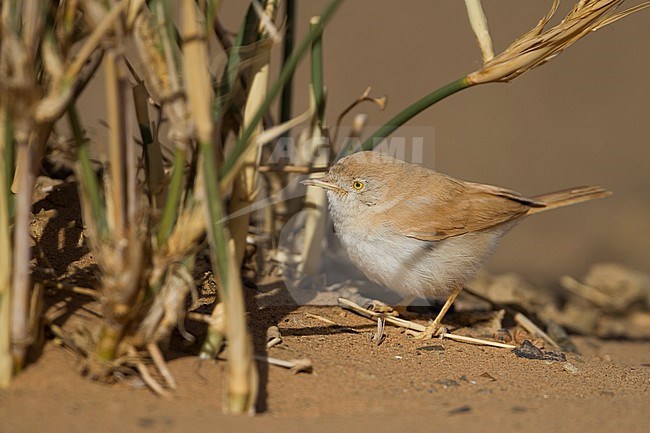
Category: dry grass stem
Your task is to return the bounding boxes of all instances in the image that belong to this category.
[133,9,192,148]
[338,297,426,332]
[187,312,218,325]
[127,346,171,398]
[2,10,40,368]
[0,273,10,387]
[229,53,271,265]
[253,355,313,374]
[138,262,192,344]
[126,0,147,28]
[227,0,283,266]
[266,326,282,349]
[42,281,100,299]
[10,142,35,370]
[253,106,313,149]
[559,274,632,312]
[331,87,386,156]
[93,231,147,367]
[222,243,259,414]
[514,313,561,350]
[105,50,127,237]
[305,312,362,334]
[183,1,258,413]
[147,343,177,390]
[298,43,330,274]
[199,302,226,359]
[44,301,69,324]
[464,0,494,62]
[338,298,516,349]
[67,1,129,83]
[441,333,516,349]
[298,182,328,274]
[467,0,650,84]
[372,317,386,346]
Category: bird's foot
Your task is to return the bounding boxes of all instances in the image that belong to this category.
[366,300,400,317]
[409,322,448,340]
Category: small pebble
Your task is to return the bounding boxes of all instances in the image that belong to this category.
[563,362,580,374]
[435,379,459,388]
[137,417,155,428]
[479,372,497,381]
[513,340,566,362]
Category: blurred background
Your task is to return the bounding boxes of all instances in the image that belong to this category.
[80,1,650,286]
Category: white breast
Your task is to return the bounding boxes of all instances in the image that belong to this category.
[333,217,507,299]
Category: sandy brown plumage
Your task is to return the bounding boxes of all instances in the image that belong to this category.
[302,151,611,338]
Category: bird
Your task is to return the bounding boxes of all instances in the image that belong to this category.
[302,151,611,339]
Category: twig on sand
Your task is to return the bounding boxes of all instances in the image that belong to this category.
[372,317,386,346]
[127,346,171,398]
[266,326,282,349]
[147,343,177,390]
[39,279,100,299]
[186,312,215,324]
[305,312,361,334]
[463,286,563,350]
[437,333,515,349]
[254,355,313,374]
[338,297,516,349]
[514,313,561,350]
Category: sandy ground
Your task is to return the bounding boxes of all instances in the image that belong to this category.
[1,304,649,433]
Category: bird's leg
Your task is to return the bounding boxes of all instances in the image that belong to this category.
[413,285,463,340]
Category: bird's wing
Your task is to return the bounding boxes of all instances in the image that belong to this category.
[388,175,543,241]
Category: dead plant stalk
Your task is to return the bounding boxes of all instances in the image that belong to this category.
[182,1,258,414]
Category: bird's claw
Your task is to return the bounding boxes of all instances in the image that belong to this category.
[411,323,448,340]
[366,300,399,316]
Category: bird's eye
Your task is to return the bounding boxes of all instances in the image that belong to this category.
[352,180,364,191]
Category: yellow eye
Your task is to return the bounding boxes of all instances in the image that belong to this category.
[352,180,364,190]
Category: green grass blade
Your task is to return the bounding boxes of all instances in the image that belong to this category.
[213,4,260,120]
[67,105,107,238]
[310,16,325,122]
[219,0,346,186]
[337,77,471,159]
[157,148,186,246]
[280,0,296,125]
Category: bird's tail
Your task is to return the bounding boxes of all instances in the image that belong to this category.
[528,186,611,215]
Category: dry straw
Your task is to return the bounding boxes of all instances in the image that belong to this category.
[467,0,650,84]
[354,0,650,154]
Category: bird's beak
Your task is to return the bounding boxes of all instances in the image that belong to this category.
[301,177,346,194]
